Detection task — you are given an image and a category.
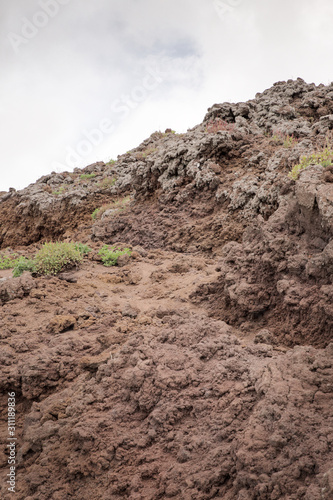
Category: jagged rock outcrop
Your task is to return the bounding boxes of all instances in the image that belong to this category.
[191,165,333,347]
[2,78,333,251]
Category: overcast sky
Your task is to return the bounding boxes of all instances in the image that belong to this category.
[1,0,333,192]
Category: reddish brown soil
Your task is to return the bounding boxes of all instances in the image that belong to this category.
[0,250,332,499]
[0,193,117,249]
[1,79,333,499]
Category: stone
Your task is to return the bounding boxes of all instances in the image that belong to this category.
[117,253,131,267]
[121,303,139,318]
[47,315,77,334]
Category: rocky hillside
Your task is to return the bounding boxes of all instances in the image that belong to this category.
[0,78,333,499]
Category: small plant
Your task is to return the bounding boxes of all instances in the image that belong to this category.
[162,129,176,136]
[288,148,333,180]
[80,173,96,180]
[34,242,83,275]
[12,258,36,277]
[151,131,163,139]
[98,245,132,266]
[0,252,21,270]
[52,186,67,196]
[107,159,116,165]
[91,208,100,220]
[113,196,130,208]
[205,118,235,134]
[98,177,116,189]
[135,147,157,160]
[11,241,90,277]
[321,160,333,168]
[283,134,298,148]
[271,130,298,148]
[91,196,130,220]
[271,133,282,143]
[74,243,92,255]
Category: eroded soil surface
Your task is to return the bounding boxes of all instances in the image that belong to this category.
[1,248,332,500]
[0,79,333,499]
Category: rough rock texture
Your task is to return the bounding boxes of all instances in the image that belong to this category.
[0,272,36,306]
[191,165,333,347]
[2,78,333,251]
[3,314,333,500]
[1,79,333,499]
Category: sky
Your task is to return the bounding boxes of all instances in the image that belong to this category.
[1,0,333,192]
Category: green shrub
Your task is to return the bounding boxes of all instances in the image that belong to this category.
[98,245,131,266]
[283,135,298,148]
[162,129,176,136]
[98,177,116,189]
[34,242,83,275]
[74,243,92,255]
[270,131,298,148]
[271,134,282,143]
[12,258,36,277]
[10,241,90,277]
[0,252,21,270]
[80,173,96,180]
[52,186,67,196]
[107,159,116,165]
[135,147,157,160]
[113,196,130,208]
[288,148,333,180]
[91,196,130,220]
[91,208,100,220]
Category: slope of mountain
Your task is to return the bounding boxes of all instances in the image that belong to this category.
[0,78,332,499]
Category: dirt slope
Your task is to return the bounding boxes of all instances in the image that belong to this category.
[0,78,333,499]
